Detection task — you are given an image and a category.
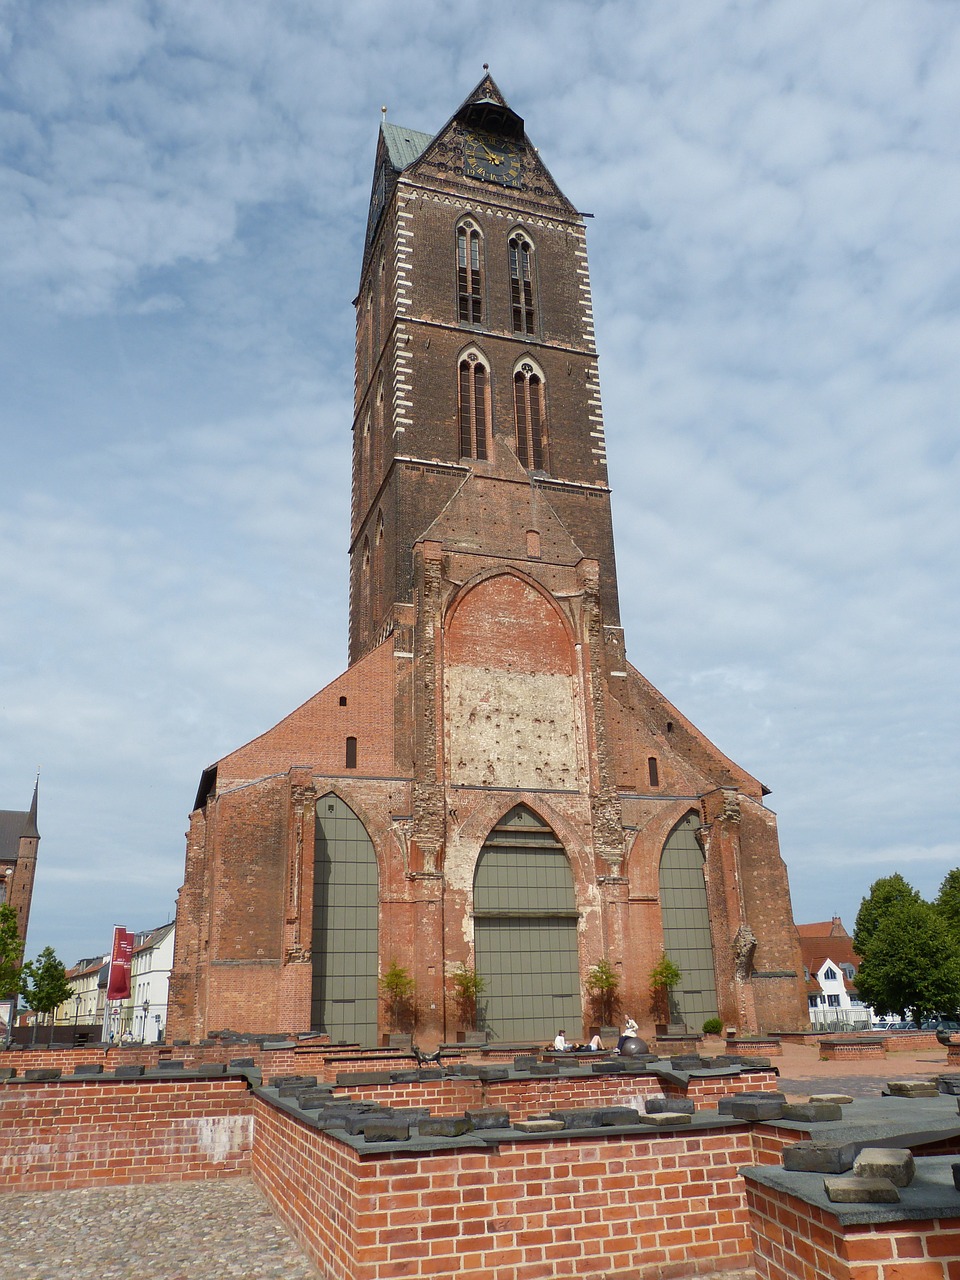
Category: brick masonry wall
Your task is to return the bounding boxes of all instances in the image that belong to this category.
[0,1077,253,1190]
[331,1068,780,1117]
[0,1044,321,1077]
[820,1040,888,1060]
[252,1094,756,1280]
[747,1180,960,1280]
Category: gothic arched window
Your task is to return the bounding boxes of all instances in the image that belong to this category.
[513,361,547,470]
[508,233,535,335]
[457,220,483,325]
[458,352,490,460]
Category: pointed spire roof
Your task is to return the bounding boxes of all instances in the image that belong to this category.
[454,70,524,138]
[23,777,39,840]
[381,71,524,175]
[0,779,39,859]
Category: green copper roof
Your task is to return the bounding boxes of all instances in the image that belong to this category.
[382,122,433,171]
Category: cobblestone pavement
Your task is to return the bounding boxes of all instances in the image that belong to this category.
[757,1035,951,1102]
[0,1177,322,1280]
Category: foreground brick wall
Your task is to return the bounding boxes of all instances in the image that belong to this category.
[253,1096,755,1280]
[746,1180,960,1280]
[0,1077,253,1190]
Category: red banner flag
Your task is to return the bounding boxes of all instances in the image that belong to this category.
[106,927,134,1001]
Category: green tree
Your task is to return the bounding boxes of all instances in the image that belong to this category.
[853,873,922,958]
[649,953,682,1025]
[854,900,960,1025]
[379,960,416,1032]
[0,904,24,1000]
[585,958,621,1027]
[935,869,960,939]
[450,963,486,1030]
[19,946,73,1025]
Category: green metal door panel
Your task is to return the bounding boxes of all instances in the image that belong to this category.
[475,916,581,1044]
[473,806,581,1044]
[312,794,379,1047]
[659,811,719,1030]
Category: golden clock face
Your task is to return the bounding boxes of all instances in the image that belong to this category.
[463,131,522,187]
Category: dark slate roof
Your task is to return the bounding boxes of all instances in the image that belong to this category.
[0,810,33,860]
[133,922,175,955]
[0,780,39,860]
[381,121,433,170]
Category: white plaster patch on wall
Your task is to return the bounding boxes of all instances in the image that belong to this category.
[446,667,578,789]
[0,1142,58,1175]
[195,1114,254,1164]
[445,832,482,895]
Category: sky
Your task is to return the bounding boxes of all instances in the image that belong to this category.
[2,0,959,969]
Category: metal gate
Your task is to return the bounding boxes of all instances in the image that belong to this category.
[473,806,581,1043]
[312,794,379,1046]
[658,811,719,1031]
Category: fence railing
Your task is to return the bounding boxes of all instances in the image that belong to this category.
[808,1007,873,1032]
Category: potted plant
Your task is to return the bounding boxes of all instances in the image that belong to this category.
[649,953,683,1034]
[451,963,487,1042]
[585,958,621,1039]
[380,961,416,1042]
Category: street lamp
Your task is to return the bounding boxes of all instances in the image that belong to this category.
[141,999,150,1043]
[73,995,81,1038]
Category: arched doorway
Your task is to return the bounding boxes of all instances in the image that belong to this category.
[473,805,581,1043]
[658,811,719,1030]
[312,794,379,1046]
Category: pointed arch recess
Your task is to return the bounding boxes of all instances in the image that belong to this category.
[473,804,581,1043]
[444,573,580,790]
[312,792,380,1048]
[658,810,719,1029]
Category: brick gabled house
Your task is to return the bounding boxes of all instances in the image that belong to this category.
[168,77,808,1046]
[797,917,872,1028]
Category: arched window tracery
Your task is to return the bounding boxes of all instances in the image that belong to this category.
[458,350,491,460]
[457,219,484,325]
[513,359,547,471]
[508,232,536,335]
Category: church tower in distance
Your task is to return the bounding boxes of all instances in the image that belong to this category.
[169,77,808,1045]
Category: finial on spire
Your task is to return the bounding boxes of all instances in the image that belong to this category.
[483,63,489,72]
[381,105,387,120]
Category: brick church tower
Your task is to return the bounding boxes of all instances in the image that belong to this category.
[0,779,40,956]
[168,77,808,1045]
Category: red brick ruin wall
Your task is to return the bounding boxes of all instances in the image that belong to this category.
[0,1077,252,1191]
[747,1180,960,1280]
[5,1071,960,1280]
[253,1099,756,1280]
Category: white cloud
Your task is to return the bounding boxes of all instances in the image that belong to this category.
[0,0,958,963]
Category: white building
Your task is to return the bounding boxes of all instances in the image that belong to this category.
[797,917,873,1031]
[55,955,107,1031]
[54,922,175,1042]
[128,923,175,1043]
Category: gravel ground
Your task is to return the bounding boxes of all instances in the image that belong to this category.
[0,1178,322,1280]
